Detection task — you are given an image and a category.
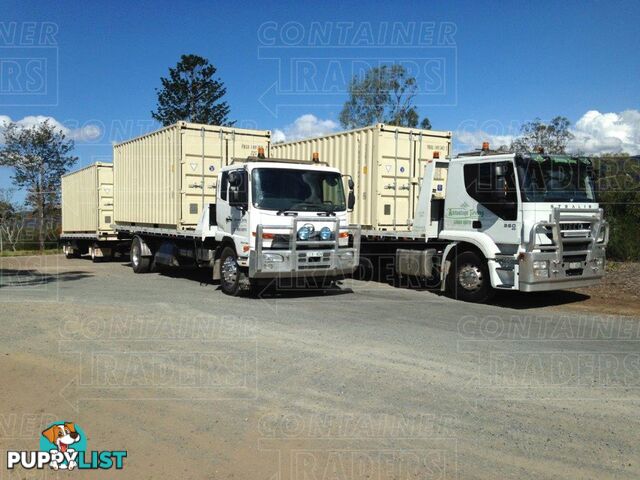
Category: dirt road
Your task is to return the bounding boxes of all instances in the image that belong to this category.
[1,255,638,479]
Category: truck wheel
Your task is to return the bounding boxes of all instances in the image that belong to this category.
[131,237,151,273]
[447,251,494,303]
[90,246,100,263]
[65,248,80,259]
[219,247,243,296]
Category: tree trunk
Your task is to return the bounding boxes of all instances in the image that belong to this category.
[38,189,45,253]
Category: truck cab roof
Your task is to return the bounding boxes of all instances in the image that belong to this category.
[223,157,339,173]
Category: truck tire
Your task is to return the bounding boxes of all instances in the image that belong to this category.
[219,247,244,296]
[65,248,80,259]
[131,237,152,273]
[90,246,100,263]
[447,251,494,303]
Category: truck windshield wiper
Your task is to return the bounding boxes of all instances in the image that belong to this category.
[316,211,336,216]
[276,210,298,216]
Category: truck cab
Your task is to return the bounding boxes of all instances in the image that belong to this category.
[432,152,608,300]
[199,155,360,295]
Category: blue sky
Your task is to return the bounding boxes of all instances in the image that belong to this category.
[1,0,639,199]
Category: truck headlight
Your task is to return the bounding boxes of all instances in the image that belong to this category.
[297,226,311,241]
[533,260,548,270]
[532,260,549,278]
[320,227,332,241]
[263,253,284,262]
[339,251,354,262]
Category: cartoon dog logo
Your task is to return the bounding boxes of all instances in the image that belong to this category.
[41,422,80,470]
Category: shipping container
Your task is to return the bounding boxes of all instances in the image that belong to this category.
[61,162,114,236]
[113,122,270,230]
[271,124,452,230]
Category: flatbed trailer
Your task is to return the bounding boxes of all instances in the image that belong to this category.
[60,232,131,262]
[60,162,130,261]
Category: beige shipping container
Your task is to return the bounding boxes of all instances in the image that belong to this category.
[61,162,114,235]
[113,122,270,230]
[271,124,452,230]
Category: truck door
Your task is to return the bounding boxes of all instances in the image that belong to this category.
[221,169,249,242]
[453,160,521,245]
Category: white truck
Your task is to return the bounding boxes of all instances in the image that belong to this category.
[366,150,609,302]
[116,152,361,296]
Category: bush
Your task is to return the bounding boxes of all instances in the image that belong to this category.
[595,155,640,261]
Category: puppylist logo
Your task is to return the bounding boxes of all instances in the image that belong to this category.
[6,421,127,471]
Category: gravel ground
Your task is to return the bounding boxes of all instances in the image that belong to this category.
[0,254,639,479]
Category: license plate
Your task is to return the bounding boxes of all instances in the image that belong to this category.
[569,262,582,269]
[307,251,323,258]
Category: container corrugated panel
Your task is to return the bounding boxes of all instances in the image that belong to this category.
[271,124,452,230]
[113,122,270,230]
[61,162,114,235]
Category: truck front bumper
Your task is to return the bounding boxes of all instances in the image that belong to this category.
[518,207,608,292]
[249,247,359,279]
[249,219,361,279]
[518,245,607,292]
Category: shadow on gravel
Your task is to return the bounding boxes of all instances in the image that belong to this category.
[0,268,93,287]
[251,282,354,299]
[491,289,590,309]
[121,262,355,298]
[120,263,215,286]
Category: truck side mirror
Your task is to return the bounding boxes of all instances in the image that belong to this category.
[348,178,354,190]
[348,191,355,211]
[228,170,248,210]
[491,162,511,200]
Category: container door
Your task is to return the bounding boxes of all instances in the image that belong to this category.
[180,128,225,227]
[377,130,413,229]
[97,167,114,231]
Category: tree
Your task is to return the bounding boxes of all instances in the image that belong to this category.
[593,153,640,260]
[420,118,432,130]
[511,116,574,154]
[0,121,77,252]
[152,54,233,126]
[0,190,26,252]
[339,64,431,129]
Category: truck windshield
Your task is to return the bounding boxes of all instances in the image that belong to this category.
[516,154,596,202]
[251,168,346,212]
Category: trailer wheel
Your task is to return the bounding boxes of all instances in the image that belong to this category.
[219,247,243,296]
[131,237,152,273]
[65,248,80,259]
[447,251,494,303]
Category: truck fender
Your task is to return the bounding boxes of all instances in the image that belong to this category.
[439,242,459,291]
[212,238,235,281]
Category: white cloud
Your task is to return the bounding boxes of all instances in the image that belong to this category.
[454,130,514,153]
[272,114,338,143]
[0,115,102,142]
[567,110,640,155]
[455,109,640,156]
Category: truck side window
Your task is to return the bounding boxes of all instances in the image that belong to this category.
[219,172,228,201]
[464,162,518,220]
